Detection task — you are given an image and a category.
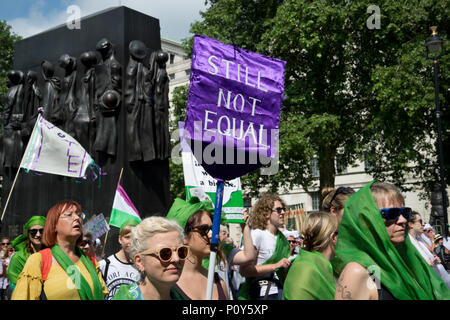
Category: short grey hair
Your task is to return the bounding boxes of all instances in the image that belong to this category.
[129,216,185,259]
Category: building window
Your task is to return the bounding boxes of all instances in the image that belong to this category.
[311,192,320,211]
[336,155,347,175]
[185,70,190,76]
[169,54,175,64]
[311,158,320,178]
[169,73,175,80]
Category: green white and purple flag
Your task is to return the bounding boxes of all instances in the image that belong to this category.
[20,114,94,178]
[109,182,141,228]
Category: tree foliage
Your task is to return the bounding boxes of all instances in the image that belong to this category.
[174,0,449,200]
[169,84,190,202]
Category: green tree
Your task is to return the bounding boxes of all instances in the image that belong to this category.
[0,20,21,117]
[178,0,449,200]
[169,84,190,202]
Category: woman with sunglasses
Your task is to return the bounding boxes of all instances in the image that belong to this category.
[12,200,108,300]
[166,197,229,300]
[7,216,46,292]
[283,211,338,300]
[334,181,450,300]
[0,238,12,300]
[113,216,188,300]
[321,186,355,225]
[408,211,450,288]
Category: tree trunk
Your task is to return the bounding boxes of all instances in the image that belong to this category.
[319,146,336,206]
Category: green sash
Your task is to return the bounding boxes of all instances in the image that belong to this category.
[51,245,104,300]
[238,230,290,300]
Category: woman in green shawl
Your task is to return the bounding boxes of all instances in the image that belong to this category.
[12,200,108,300]
[283,211,338,300]
[334,181,450,300]
[7,215,46,291]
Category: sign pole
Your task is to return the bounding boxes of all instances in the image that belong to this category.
[205,179,225,300]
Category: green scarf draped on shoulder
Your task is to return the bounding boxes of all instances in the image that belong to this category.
[51,245,104,300]
[8,215,46,288]
[333,180,450,300]
[283,250,335,300]
[238,230,290,300]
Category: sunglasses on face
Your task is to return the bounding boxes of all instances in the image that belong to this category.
[329,187,355,206]
[288,240,298,244]
[141,245,190,262]
[29,228,44,237]
[80,240,92,247]
[380,207,412,221]
[192,224,213,237]
[1,242,10,246]
[272,207,286,214]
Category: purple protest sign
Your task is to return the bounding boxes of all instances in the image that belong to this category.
[184,35,286,180]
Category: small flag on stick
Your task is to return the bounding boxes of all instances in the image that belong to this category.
[109,181,141,228]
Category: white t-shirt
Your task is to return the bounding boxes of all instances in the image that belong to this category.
[99,254,140,300]
[248,228,280,297]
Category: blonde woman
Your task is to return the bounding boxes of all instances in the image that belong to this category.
[282,211,338,300]
[321,187,355,224]
[113,216,189,300]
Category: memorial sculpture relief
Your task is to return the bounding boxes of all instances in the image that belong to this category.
[125,40,155,162]
[151,50,170,160]
[75,51,98,154]
[59,54,78,137]
[22,70,42,140]
[41,60,62,126]
[1,70,25,168]
[93,38,121,157]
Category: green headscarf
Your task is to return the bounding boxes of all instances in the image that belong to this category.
[8,215,46,287]
[10,216,46,251]
[333,180,450,300]
[166,197,214,229]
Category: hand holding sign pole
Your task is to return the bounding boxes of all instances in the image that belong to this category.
[184,35,285,300]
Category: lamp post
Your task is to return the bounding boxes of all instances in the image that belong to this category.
[425,26,448,238]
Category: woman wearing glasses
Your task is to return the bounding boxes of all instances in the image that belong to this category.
[408,211,450,288]
[321,186,355,225]
[283,212,338,300]
[7,216,46,292]
[167,197,228,300]
[239,193,291,300]
[113,216,188,300]
[0,238,12,300]
[334,181,450,300]
[12,200,108,300]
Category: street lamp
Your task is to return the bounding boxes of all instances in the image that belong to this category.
[425,26,448,238]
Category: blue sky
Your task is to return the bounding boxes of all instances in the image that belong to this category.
[0,0,208,42]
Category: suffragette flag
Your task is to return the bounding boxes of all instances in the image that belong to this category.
[109,182,141,228]
[20,113,94,178]
[1,113,99,222]
[183,35,286,299]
